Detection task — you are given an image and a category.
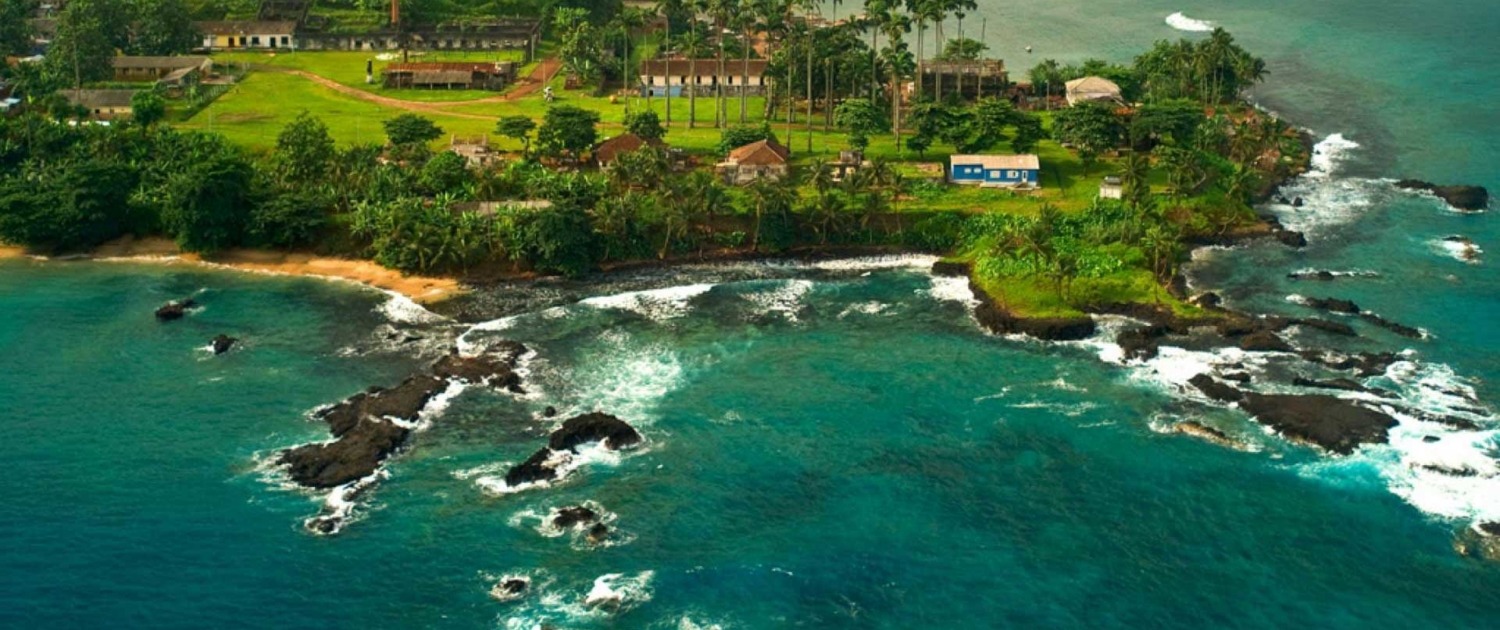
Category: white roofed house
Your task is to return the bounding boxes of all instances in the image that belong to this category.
[1064,76,1123,106]
[948,154,1042,189]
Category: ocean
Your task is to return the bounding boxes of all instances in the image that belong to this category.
[2,2,1498,627]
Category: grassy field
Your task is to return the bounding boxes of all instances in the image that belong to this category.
[212,49,534,103]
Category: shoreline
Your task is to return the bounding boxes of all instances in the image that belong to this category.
[0,236,463,305]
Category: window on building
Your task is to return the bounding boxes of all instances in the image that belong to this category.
[282,36,289,46]
[252,36,261,46]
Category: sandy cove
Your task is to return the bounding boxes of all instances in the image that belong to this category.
[0,236,462,305]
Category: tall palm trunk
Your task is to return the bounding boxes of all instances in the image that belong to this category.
[716,17,726,128]
[933,20,943,100]
[690,56,698,128]
[805,28,813,153]
[663,20,671,126]
[915,19,924,102]
[740,27,751,123]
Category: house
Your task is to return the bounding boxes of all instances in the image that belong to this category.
[111,56,213,84]
[716,139,790,185]
[383,62,515,90]
[62,89,137,120]
[593,133,666,168]
[917,60,1008,100]
[639,59,769,97]
[450,135,495,167]
[195,21,298,51]
[948,154,1041,188]
[1065,76,1122,106]
[1100,176,1124,199]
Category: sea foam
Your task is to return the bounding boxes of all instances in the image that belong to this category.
[1166,12,1214,32]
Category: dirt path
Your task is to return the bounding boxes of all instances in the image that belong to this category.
[255,57,561,119]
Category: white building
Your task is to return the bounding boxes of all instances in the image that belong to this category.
[1064,76,1122,106]
[639,59,768,97]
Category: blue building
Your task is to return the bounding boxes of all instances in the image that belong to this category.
[948,154,1042,188]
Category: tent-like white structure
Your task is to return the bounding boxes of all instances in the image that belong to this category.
[1065,76,1123,106]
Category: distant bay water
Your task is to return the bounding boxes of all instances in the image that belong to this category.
[3,2,1499,627]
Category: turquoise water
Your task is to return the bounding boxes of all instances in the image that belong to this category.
[4,2,1500,627]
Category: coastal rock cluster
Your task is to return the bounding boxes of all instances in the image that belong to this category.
[1395,179,1490,212]
[502,413,643,488]
[279,341,528,533]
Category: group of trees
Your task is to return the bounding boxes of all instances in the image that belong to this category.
[39,0,201,88]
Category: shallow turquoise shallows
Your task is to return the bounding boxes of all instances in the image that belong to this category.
[3,1,1500,627]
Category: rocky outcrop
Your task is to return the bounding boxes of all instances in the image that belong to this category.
[930,260,971,277]
[154,299,197,321]
[1300,350,1401,377]
[432,341,527,392]
[1189,374,1244,403]
[1292,376,1382,395]
[1173,421,1240,449]
[1117,325,1170,361]
[1396,180,1490,211]
[1237,393,1398,454]
[1443,236,1482,262]
[969,279,1096,340]
[1301,296,1361,314]
[1294,318,1357,337]
[1360,313,1423,339]
[549,413,643,452]
[553,505,599,529]
[501,413,644,489]
[279,346,528,492]
[1237,330,1295,352]
[210,334,237,355]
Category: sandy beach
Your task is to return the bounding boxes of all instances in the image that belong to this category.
[1,237,463,304]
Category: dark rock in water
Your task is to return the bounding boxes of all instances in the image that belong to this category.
[1396,179,1490,211]
[587,522,610,543]
[549,413,643,452]
[1189,374,1244,403]
[1293,376,1376,394]
[1220,371,1252,383]
[1423,436,1442,443]
[1238,331,1294,353]
[1275,195,1290,204]
[1301,351,1401,377]
[1417,463,1481,477]
[1292,197,1305,207]
[431,342,528,392]
[154,299,197,321]
[1275,230,1308,248]
[1288,270,1338,281]
[1117,325,1169,361]
[504,448,565,487]
[1302,297,1361,314]
[317,374,447,438]
[553,505,599,529]
[930,261,971,277]
[1191,292,1222,309]
[1238,394,1398,454]
[1173,421,1238,449]
[968,279,1096,340]
[499,579,529,595]
[210,334,237,355]
[280,417,410,488]
[1294,318,1358,337]
[1360,313,1422,339]
[1480,523,1500,538]
[543,406,558,418]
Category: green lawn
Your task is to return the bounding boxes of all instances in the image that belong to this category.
[177,72,497,150]
[213,50,530,103]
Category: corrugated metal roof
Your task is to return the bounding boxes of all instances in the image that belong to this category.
[409,70,476,85]
[726,139,790,165]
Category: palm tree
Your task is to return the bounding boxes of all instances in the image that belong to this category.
[880,11,911,151]
[746,174,797,251]
[797,0,821,153]
[659,0,692,127]
[950,0,976,97]
[680,28,706,128]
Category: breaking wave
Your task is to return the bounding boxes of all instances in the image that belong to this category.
[1166,12,1214,32]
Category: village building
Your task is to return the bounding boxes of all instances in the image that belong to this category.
[63,89,137,121]
[195,21,299,51]
[916,60,1008,100]
[1100,176,1124,200]
[111,56,214,86]
[1065,76,1123,106]
[716,139,790,185]
[449,135,495,167]
[638,59,769,97]
[296,20,541,60]
[593,133,667,169]
[383,62,516,90]
[948,154,1042,188]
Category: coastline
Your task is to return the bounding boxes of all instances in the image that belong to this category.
[0,236,463,305]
